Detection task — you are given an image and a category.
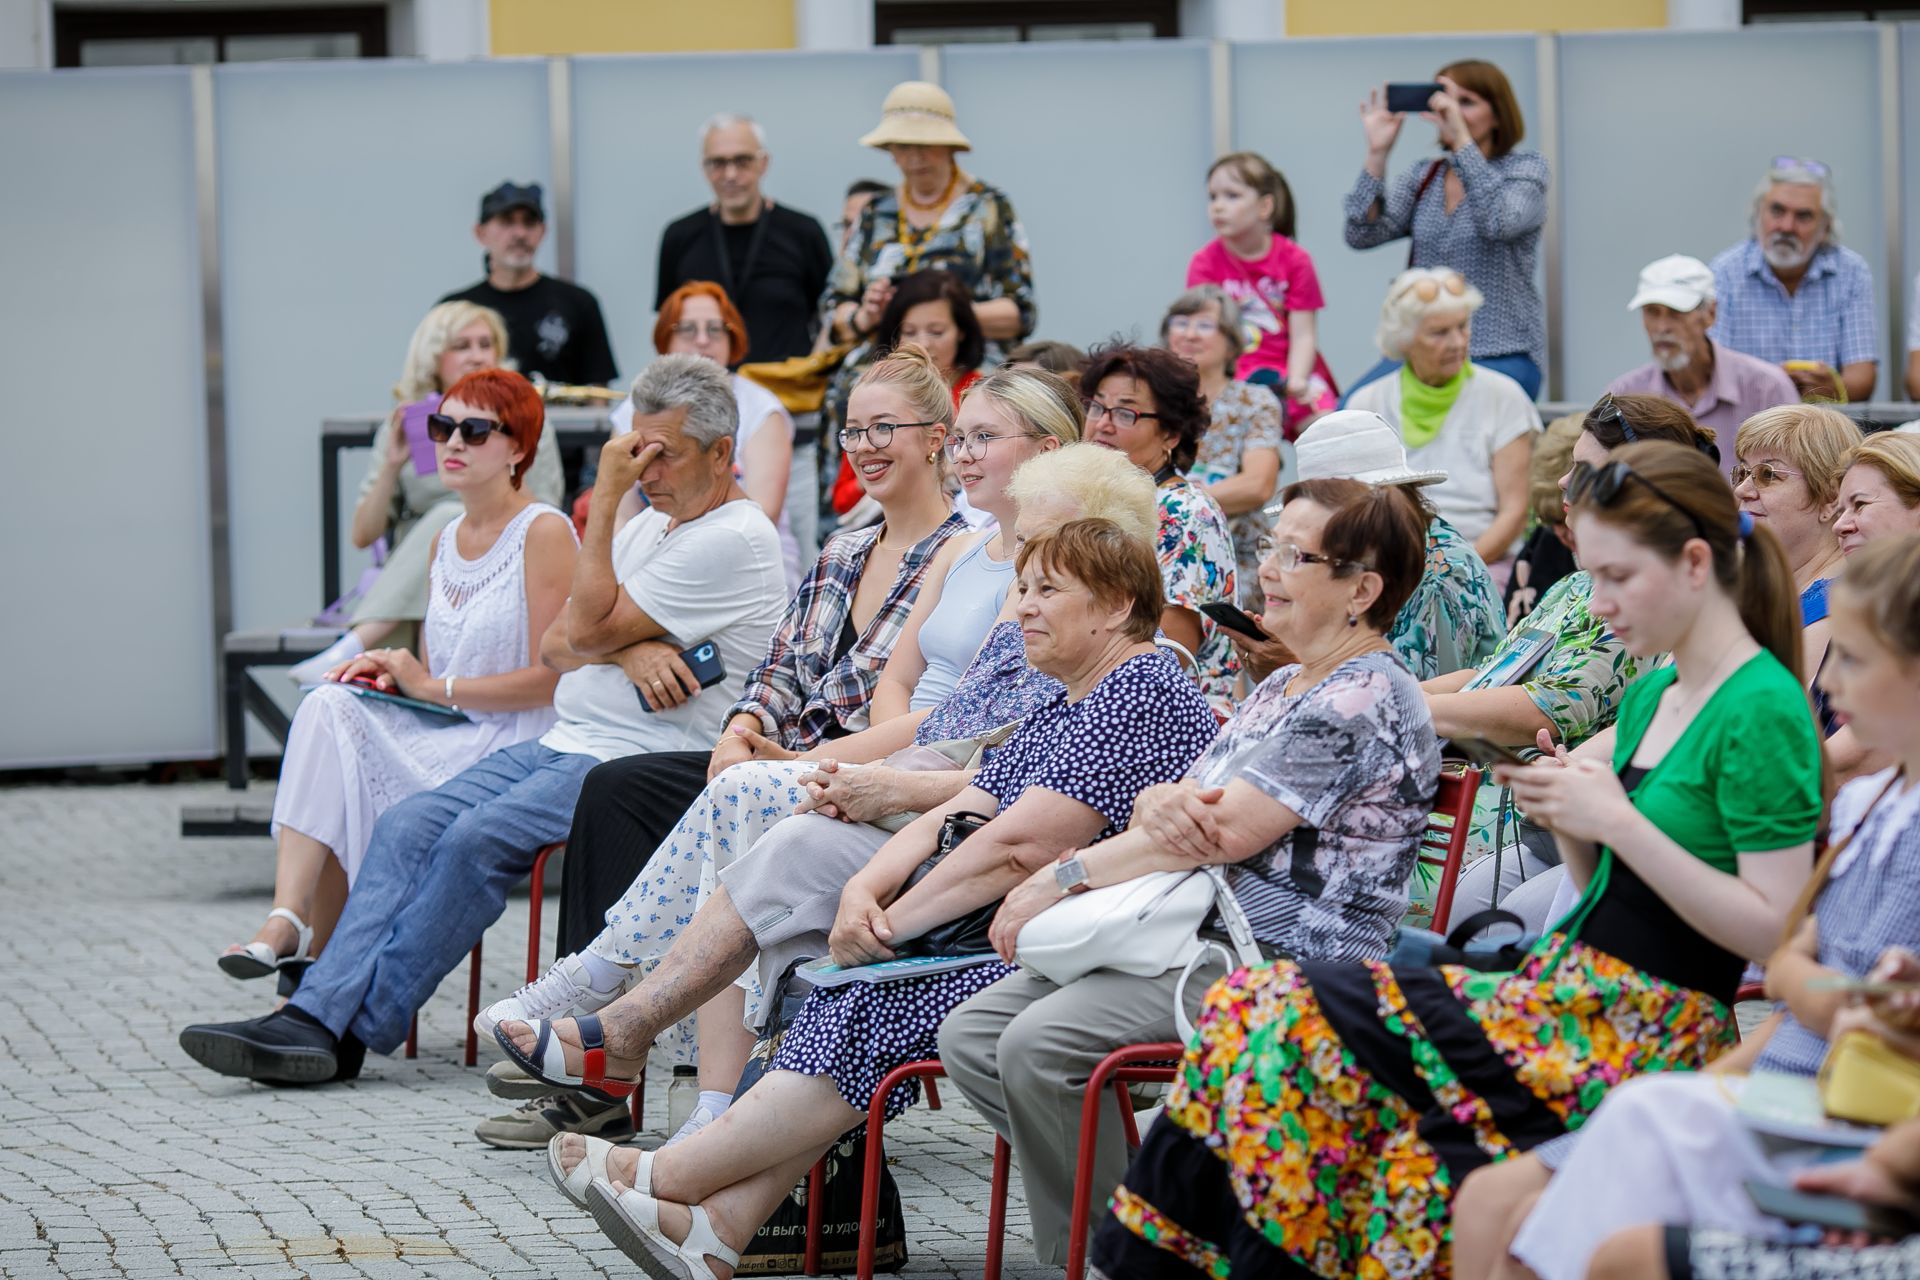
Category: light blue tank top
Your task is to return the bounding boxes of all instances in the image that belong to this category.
[908,533,1016,712]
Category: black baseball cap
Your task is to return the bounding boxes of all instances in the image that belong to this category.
[479,181,544,223]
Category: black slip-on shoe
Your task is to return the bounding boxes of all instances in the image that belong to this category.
[178,1007,339,1085]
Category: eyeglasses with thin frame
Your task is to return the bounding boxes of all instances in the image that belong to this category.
[1731,461,1801,490]
[944,430,1047,461]
[1255,537,1363,574]
[702,153,762,174]
[1083,399,1161,430]
[671,321,730,341]
[1770,155,1831,180]
[1566,460,1708,542]
[1166,316,1221,337]
[426,413,512,446]
[838,420,939,452]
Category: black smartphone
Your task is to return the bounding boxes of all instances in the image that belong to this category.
[1448,736,1532,769]
[1201,601,1267,641]
[1386,81,1444,114]
[636,641,728,711]
[1744,1179,1920,1237]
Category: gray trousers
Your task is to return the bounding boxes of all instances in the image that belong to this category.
[937,960,1226,1267]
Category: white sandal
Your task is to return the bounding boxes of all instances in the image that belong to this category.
[547,1134,651,1209]
[586,1179,738,1280]
[217,908,314,979]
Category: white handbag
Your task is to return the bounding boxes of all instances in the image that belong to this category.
[1015,865,1265,1041]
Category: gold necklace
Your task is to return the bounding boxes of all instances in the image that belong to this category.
[900,167,962,213]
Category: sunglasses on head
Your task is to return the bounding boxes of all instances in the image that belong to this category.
[1588,394,1722,467]
[1567,459,1708,542]
[426,413,512,446]
[1394,272,1469,305]
[1770,155,1831,180]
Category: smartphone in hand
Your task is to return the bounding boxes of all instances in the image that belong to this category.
[1448,736,1533,769]
[1386,82,1444,114]
[1201,601,1268,641]
[1744,1179,1920,1238]
[635,641,728,712]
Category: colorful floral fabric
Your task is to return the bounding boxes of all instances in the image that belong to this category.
[1387,517,1504,682]
[1157,476,1240,718]
[1188,381,1284,609]
[1096,937,1736,1278]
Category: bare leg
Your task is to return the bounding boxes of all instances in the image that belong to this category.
[1453,1155,1551,1280]
[1584,1224,1669,1280]
[308,854,349,955]
[231,827,335,958]
[503,885,758,1077]
[695,986,755,1095]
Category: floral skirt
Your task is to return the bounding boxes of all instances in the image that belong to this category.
[1091,936,1736,1279]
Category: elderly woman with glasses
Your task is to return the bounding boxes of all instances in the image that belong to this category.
[1348,267,1541,571]
[1162,285,1286,608]
[1078,341,1241,717]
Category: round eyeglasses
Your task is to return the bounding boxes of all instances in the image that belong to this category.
[944,430,1046,461]
[838,420,940,451]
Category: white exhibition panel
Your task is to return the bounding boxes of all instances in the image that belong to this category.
[940,39,1215,353]
[1230,35,1542,394]
[0,69,214,766]
[215,57,554,632]
[570,47,921,380]
[1557,25,1887,402]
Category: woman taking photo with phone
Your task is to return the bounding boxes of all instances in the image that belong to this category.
[1342,59,1548,402]
[1093,439,1822,1280]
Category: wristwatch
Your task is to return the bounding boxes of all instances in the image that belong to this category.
[1052,856,1091,897]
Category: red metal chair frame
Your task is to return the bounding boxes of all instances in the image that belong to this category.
[799,1059,947,1278]
[1421,764,1484,932]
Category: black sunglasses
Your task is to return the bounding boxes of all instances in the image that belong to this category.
[1567,460,1708,542]
[426,413,512,446]
[1588,394,1722,466]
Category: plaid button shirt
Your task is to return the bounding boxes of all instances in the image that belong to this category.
[1708,238,1879,371]
[728,512,971,749]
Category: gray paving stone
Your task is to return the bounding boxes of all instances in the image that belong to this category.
[0,780,1047,1277]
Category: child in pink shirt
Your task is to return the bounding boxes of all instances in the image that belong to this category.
[1186,152,1338,436]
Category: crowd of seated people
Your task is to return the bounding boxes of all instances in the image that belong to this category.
[179,61,1920,1280]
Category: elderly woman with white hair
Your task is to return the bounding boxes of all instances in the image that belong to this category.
[1347,267,1540,568]
[1162,285,1285,607]
[294,300,567,680]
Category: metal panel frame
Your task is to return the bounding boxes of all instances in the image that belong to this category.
[1880,23,1905,390]
[192,63,234,760]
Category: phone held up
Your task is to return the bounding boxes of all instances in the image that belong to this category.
[1200,601,1268,642]
[1385,82,1445,114]
[1448,736,1532,770]
[636,641,728,712]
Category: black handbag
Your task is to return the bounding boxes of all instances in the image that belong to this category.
[1387,908,1535,973]
[892,810,997,958]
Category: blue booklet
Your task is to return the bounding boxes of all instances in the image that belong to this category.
[796,953,1000,987]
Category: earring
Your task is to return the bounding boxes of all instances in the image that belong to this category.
[1347,613,1359,628]
[927,450,939,465]
[509,462,518,478]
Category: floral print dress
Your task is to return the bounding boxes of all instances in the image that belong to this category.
[1156,476,1240,718]
[1386,517,1503,682]
[1188,381,1284,609]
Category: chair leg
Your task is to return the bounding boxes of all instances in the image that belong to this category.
[464,940,482,1067]
[804,1157,826,1275]
[405,1014,417,1059]
[1114,1080,1142,1149]
[924,1076,942,1110]
[984,1135,1010,1280]
[858,1061,943,1280]
[527,844,557,984]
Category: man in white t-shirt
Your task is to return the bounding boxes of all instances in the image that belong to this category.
[180,355,788,1085]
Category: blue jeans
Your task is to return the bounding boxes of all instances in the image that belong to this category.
[1337,352,1543,406]
[290,739,599,1053]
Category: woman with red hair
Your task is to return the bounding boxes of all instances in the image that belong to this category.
[608,281,802,584]
[218,368,578,979]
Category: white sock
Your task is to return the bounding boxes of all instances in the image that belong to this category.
[696,1090,732,1118]
[577,949,630,994]
[288,632,366,684]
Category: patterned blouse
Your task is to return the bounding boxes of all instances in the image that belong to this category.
[728,512,971,748]
[1388,516,1504,681]
[1188,380,1284,609]
[1156,476,1241,719]
[823,179,1035,338]
[914,619,1062,754]
[1481,570,1639,746]
[1342,145,1550,372]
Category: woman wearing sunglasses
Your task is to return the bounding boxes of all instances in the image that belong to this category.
[292,301,565,682]
[220,368,577,978]
[1095,440,1823,1280]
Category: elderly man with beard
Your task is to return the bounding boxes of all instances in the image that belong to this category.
[1708,157,1879,403]
[1605,254,1797,483]
[443,181,618,387]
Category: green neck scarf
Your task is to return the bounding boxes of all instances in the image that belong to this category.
[1398,361,1473,449]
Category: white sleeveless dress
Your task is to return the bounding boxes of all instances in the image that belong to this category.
[272,502,570,883]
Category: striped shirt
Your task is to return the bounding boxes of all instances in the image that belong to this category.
[1343,145,1550,372]
[1708,238,1879,372]
[728,512,970,749]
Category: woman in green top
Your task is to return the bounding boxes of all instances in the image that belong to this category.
[1091,440,1822,1280]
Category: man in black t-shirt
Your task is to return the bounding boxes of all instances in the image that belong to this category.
[441,182,618,387]
[655,114,833,365]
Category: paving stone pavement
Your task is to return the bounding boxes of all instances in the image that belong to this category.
[0,781,1063,1279]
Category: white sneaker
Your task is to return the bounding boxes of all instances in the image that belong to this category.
[663,1102,719,1147]
[474,954,632,1047]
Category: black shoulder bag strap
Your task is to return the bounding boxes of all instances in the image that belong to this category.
[1407,159,1446,269]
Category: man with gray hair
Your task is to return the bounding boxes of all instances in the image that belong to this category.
[1708,157,1879,402]
[1606,253,1798,480]
[178,355,788,1088]
[655,112,833,364]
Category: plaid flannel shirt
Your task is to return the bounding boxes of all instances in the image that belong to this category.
[727,512,971,749]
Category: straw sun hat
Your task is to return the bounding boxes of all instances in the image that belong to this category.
[859,81,972,151]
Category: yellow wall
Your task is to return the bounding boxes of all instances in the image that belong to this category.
[491,0,796,56]
[1287,0,1668,36]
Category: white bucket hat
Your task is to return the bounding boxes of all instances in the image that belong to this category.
[860,81,972,151]
[1294,410,1448,488]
